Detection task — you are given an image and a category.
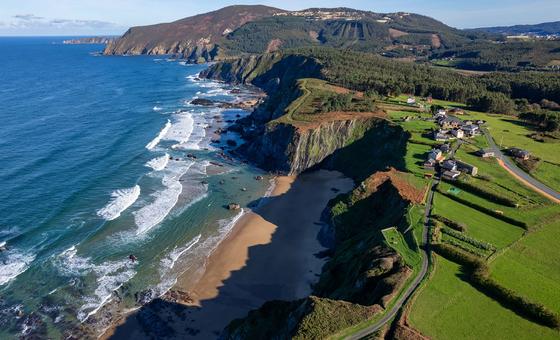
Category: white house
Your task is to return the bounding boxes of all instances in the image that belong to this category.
[451,129,464,139]
[462,124,479,137]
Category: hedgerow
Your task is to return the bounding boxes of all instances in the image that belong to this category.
[444,179,518,207]
[433,243,560,329]
[437,190,528,229]
[431,214,467,232]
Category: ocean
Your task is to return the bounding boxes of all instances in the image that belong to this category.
[0,37,270,338]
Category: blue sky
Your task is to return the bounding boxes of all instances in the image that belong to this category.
[1,0,559,35]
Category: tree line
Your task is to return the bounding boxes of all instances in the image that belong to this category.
[281,47,560,115]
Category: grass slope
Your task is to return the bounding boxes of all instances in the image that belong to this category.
[410,256,560,339]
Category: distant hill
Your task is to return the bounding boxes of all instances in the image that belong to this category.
[474,21,560,36]
[63,36,116,45]
[103,5,282,59]
[104,6,560,71]
[104,6,488,61]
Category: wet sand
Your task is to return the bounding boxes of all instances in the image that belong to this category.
[108,169,353,339]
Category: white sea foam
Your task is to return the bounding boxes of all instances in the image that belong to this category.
[134,161,194,235]
[164,113,194,148]
[55,246,136,322]
[161,234,201,271]
[0,249,36,286]
[145,120,171,150]
[170,113,207,150]
[78,262,135,322]
[152,106,163,112]
[145,153,169,171]
[96,185,141,221]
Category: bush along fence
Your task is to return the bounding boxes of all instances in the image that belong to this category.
[433,243,560,329]
[431,214,467,232]
[441,228,496,251]
[443,178,518,207]
[436,190,529,230]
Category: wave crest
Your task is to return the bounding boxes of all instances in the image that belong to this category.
[96,185,141,221]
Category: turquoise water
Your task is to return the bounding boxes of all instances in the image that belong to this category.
[0,37,269,338]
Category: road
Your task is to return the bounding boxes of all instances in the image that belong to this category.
[347,178,438,340]
[481,128,560,203]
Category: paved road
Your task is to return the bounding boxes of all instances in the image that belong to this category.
[481,128,560,202]
[347,178,438,340]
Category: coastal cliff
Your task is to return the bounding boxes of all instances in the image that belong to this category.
[240,117,381,175]
[203,56,408,179]
[103,5,282,61]
[223,169,425,339]
[199,53,421,338]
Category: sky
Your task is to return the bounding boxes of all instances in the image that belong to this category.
[1,0,559,36]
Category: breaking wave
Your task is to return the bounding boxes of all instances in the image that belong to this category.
[96,185,141,221]
[145,120,171,150]
[145,153,169,171]
[54,246,137,322]
[0,249,36,286]
[134,161,194,235]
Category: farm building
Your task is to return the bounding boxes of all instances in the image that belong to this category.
[462,124,479,137]
[451,129,464,139]
[442,159,457,171]
[476,149,495,158]
[438,116,464,129]
[456,160,478,176]
[508,148,530,160]
[442,170,461,181]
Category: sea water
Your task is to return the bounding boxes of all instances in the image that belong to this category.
[0,37,269,338]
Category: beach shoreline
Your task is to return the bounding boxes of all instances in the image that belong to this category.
[105,169,353,339]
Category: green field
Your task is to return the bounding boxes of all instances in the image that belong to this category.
[382,227,422,268]
[409,256,560,340]
[490,219,560,314]
[431,191,523,249]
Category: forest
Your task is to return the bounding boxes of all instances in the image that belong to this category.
[279,47,560,114]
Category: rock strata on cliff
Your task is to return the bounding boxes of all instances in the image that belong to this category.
[103,5,282,61]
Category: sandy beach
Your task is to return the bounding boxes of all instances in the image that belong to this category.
[108,169,353,339]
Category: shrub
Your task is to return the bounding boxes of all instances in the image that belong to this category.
[431,214,468,232]
[444,179,518,207]
[441,227,496,251]
[437,189,528,229]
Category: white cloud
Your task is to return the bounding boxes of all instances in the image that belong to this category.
[13,14,44,20]
[0,14,125,35]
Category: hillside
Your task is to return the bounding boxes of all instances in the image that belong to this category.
[104,5,492,62]
[475,21,560,36]
[103,5,282,60]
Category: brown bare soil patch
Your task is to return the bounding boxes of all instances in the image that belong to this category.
[265,38,283,53]
[393,322,431,340]
[430,34,442,48]
[292,110,386,131]
[308,30,320,42]
[327,83,364,97]
[389,28,409,39]
[362,168,425,204]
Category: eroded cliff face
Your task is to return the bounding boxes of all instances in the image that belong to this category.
[222,170,420,339]
[241,117,384,175]
[103,5,282,61]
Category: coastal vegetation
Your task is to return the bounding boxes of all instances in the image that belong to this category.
[193,12,560,338]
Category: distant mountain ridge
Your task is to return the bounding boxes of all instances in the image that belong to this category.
[103,5,283,60]
[475,21,560,36]
[103,5,487,62]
